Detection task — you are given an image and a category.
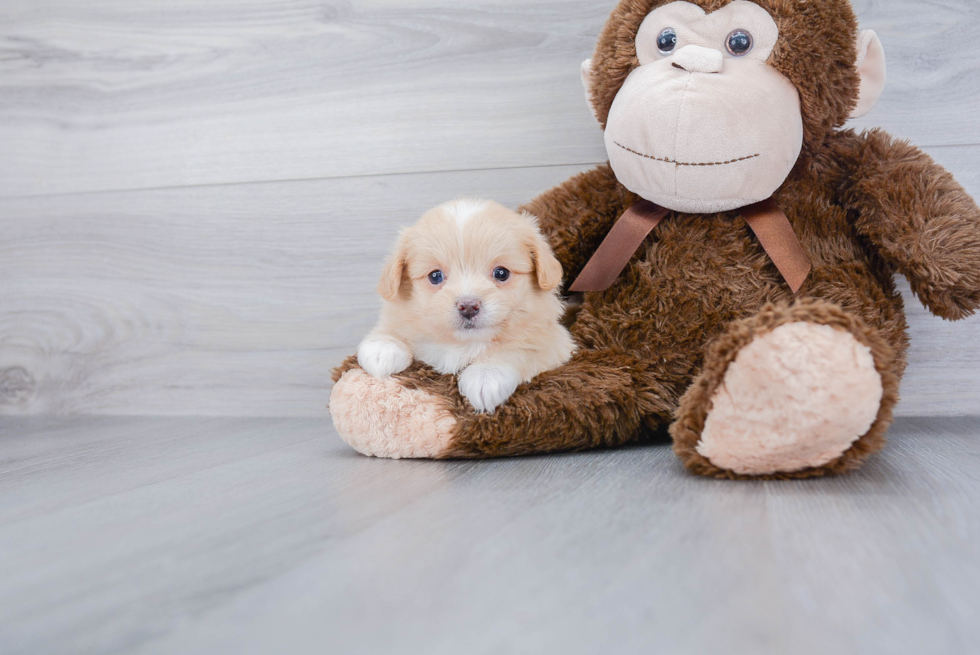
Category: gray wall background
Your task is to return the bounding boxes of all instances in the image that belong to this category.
[1,0,978,417]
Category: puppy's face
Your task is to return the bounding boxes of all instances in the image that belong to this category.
[379,200,563,343]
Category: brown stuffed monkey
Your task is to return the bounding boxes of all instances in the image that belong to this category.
[329,0,980,479]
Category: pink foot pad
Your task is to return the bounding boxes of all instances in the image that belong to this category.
[697,322,884,475]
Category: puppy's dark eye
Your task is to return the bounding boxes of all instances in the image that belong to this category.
[428,270,445,285]
[726,29,753,56]
[657,28,678,55]
[493,267,511,282]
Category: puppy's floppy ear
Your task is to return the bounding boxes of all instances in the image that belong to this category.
[378,235,409,301]
[525,221,563,291]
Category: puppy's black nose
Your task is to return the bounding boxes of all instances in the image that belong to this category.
[457,299,481,320]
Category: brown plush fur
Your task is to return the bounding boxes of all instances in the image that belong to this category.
[332,0,980,478]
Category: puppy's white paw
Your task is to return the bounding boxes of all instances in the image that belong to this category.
[458,364,521,413]
[357,337,413,378]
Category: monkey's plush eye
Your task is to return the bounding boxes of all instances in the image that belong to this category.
[428,270,445,285]
[492,267,511,283]
[726,29,753,56]
[657,28,678,55]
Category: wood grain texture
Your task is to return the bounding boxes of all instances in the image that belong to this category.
[1,417,978,655]
[0,0,978,197]
[0,164,593,416]
[1,148,979,418]
[1,0,979,416]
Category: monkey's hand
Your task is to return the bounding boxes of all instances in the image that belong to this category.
[329,357,459,459]
[329,348,658,459]
[843,128,980,320]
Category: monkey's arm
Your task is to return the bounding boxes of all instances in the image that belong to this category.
[519,164,637,284]
[840,129,980,320]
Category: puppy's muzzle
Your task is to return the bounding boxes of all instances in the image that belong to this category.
[457,297,481,321]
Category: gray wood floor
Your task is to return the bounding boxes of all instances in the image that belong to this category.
[1,417,978,655]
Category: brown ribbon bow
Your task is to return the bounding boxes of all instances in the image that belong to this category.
[569,197,811,294]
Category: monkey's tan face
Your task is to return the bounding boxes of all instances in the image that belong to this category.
[603,1,804,213]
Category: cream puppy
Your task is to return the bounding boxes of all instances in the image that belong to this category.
[357,199,575,413]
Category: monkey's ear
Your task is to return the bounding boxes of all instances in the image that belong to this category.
[528,230,564,292]
[851,30,886,119]
[581,59,600,123]
[378,238,408,301]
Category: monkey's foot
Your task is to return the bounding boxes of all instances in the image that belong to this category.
[672,303,897,479]
[329,368,457,459]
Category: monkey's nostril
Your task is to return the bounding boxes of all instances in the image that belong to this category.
[457,299,481,320]
[671,45,724,74]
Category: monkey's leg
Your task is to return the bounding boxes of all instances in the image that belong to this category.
[329,348,672,459]
[671,300,900,480]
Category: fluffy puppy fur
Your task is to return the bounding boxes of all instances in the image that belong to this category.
[357,199,575,413]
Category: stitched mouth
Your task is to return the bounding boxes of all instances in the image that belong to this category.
[614,141,760,167]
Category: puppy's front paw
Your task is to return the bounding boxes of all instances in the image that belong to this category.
[458,364,521,414]
[357,337,413,378]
